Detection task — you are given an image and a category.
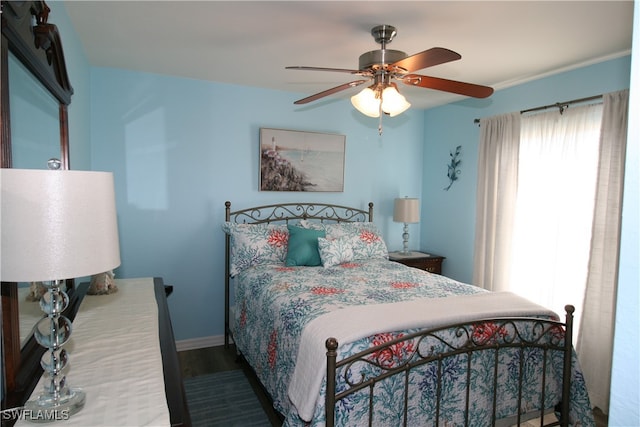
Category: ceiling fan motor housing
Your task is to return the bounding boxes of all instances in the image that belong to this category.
[359,49,408,71]
[361,25,408,72]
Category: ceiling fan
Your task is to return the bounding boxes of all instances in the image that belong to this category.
[286,25,494,122]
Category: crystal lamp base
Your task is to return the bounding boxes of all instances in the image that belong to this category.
[23,387,85,423]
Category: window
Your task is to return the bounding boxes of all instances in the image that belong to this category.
[509,104,603,337]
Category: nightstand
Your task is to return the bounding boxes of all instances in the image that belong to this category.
[388,251,446,274]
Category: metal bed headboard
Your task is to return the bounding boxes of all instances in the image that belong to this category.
[225,201,374,224]
[223,201,374,347]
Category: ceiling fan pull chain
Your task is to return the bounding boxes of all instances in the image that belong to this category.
[378,104,384,135]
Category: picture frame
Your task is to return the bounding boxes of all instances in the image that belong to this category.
[260,128,346,192]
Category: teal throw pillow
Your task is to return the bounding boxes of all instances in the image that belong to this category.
[285,225,326,266]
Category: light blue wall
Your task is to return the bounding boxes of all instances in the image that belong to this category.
[609,2,640,425]
[421,56,632,284]
[90,56,631,342]
[89,67,425,341]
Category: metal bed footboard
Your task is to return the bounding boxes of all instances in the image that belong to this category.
[325,306,574,427]
[224,201,374,348]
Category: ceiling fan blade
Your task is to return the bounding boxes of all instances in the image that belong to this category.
[286,66,371,76]
[401,74,494,98]
[293,80,370,105]
[391,47,461,73]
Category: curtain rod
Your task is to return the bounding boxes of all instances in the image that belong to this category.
[473,94,603,124]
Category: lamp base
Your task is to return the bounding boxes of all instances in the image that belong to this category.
[401,222,411,255]
[23,387,85,423]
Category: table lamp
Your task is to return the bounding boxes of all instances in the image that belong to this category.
[393,197,420,255]
[1,167,121,420]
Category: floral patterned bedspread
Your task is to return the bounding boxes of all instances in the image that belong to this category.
[231,258,594,426]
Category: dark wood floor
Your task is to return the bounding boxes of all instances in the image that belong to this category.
[178,345,608,427]
[178,344,239,378]
[178,344,283,426]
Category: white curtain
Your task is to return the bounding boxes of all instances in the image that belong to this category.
[508,103,603,334]
[474,91,629,415]
[473,113,520,291]
[576,90,629,413]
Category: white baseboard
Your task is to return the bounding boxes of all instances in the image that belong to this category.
[176,335,225,352]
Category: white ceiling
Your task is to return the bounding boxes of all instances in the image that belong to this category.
[62,1,634,109]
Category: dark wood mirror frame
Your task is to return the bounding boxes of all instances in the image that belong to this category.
[1,0,79,411]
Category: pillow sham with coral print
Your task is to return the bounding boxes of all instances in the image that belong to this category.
[317,236,355,267]
[222,222,289,276]
[302,221,388,260]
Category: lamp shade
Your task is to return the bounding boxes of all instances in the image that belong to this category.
[351,84,411,118]
[1,168,121,282]
[351,87,380,118]
[393,197,420,223]
[381,85,411,117]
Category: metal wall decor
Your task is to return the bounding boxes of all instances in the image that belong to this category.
[444,145,462,191]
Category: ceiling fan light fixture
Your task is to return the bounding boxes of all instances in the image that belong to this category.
[351,83,411,118]
[381,85,411,117]
[351,87,381,117]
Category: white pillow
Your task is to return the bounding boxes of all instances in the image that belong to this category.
[317,236,355,267]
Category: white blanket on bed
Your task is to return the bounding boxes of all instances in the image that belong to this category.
[288,291,559,422]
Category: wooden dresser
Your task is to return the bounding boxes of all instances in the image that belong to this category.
[11,277,190,427]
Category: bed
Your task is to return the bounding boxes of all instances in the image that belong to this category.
[223,201,594,427]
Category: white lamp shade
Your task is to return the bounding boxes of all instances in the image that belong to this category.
[351,85,411,118]
[381,86,411,117]
[1,169,121,282]
[351,87,380,118]
[393,197,420,223]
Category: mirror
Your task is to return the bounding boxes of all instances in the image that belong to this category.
[9,52,61,169]
[8,51,62,348]
[1,0,74,409]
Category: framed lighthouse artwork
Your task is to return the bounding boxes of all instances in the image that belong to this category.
[259,128,345,192]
